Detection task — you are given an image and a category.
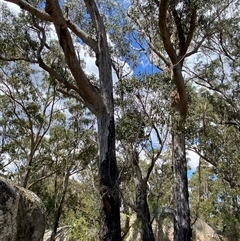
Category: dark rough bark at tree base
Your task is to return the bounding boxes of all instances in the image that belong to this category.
[135,178,155,241]
[130,147,155,241]
[98,115,121,241]
[172,131,192,241]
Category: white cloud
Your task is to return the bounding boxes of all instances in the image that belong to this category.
[82,50,99,77]
[187,150,199,171]
[0,1,132,84]
[75,43,132,84]
[0,0,21,14]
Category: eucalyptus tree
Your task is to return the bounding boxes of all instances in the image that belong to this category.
[0,59,78,240]
[189,159,240,240]
[36,100,98,241]
[185,5,240,237]
[186,88,240,240]
[128,1,197,239]
[114,72,171,241]
[128,0,239,240]
[187,0,240,130]
[0,60,58,187]
[0,0,121,239]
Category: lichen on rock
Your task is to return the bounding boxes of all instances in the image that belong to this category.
[0,177,46,241]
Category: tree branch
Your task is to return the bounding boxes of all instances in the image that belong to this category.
[32,18,83,99]
[128,5,171,68]
[158,0,177,63]
[84,0,113,103]
[45,0,103,116]
[56,88,85,103]
[170,1,186,54]
[185,35,206,58]
[4,0,51,21]
[67,20,98,52]
[182,8,197,57]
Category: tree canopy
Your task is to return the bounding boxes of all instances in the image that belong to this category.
[0,0,239,240]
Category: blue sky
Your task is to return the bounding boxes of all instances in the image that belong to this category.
[0,0,201,174]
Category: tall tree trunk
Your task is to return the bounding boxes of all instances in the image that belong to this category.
[158,1,195,237]
[170,66,192,241]
[98,112,121,241]
[130,149,155,241]
[135,177,155,241]
[84,1,122,240]
[172,129,192,241]
[2,0,122,239]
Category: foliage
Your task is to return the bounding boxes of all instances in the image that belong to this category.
[186,87,240,240]
[67,174,100,241]
[0,60,58,186]
[116,110,145,142]
[0,0,240,240]
[189,161,240,240]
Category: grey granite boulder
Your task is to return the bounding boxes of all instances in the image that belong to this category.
[0,177,46,241]
[125,208,228,241]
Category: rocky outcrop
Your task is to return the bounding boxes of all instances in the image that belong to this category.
[158,218,227,241]
[0,177,46,241]
[192,218,227,241]
[125,208,228,241]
